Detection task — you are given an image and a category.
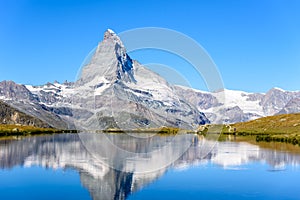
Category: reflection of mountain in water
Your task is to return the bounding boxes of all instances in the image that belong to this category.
[1,134,300,200]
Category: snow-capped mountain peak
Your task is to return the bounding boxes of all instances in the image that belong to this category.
[271,87,286,92]
[79,29,135,85]
[72,30,209,130]
[103,29,123,46]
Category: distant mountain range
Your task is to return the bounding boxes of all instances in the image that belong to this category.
[0,29,299,129]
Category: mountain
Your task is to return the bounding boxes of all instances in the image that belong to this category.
[0,29,209,130]
[74,29,208,130]
[0,29,299,127]
[175,86,300,123]
[0,100,51,128]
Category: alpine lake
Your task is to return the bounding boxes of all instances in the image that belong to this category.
[1,132,300,200]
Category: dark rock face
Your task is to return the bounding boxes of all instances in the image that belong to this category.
[0,100,51,128]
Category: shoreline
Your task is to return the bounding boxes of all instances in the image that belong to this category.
[0,124,77,138]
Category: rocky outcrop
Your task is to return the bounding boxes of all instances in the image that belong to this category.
[277,98,300,114]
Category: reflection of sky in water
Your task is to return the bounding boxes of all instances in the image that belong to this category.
[129,162,300,200]
[0,134,300,200]
[0,166,91,200]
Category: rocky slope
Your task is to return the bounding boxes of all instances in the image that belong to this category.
[278,98,300,114]
[0,100,51,128]
[0,80,69,129]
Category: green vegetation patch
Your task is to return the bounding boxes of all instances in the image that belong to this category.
[233,113,300,135]
[217,113,300,146]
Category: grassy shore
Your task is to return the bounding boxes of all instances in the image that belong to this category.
[102,127,186,134]
[216,113,300,145]
[0,124,77,137]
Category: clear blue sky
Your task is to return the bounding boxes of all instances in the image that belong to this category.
[1,0,299,92]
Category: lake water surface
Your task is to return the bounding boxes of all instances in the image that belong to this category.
[1,133,300,200]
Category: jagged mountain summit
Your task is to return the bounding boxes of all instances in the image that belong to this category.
[79,29,135,84]
[73,29,208,130]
